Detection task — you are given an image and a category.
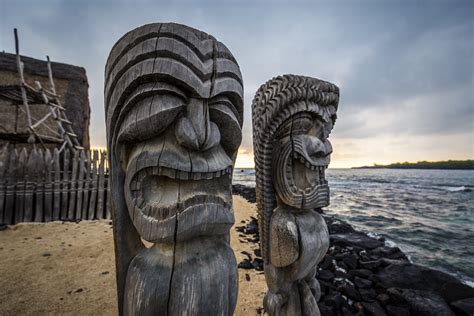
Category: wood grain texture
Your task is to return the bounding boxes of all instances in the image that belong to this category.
[88,149,99,219]
[68,149,79,220]
[251,74,339,316]
[23,148,36,222]
[75,150,85,219]
[53,148,61,220]
[14,148,27,224]
[34,149,45,222]
[0,145,8,223]
[82,151,91,219]
[44,149,53,222]
[105,23,243,316]
[61,149,70,220]
[4,149,18,224]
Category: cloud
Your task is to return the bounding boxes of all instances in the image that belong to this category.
[1,0,472,166]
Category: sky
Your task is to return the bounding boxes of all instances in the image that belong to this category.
[1,0,473,168]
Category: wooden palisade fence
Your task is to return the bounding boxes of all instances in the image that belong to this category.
[0,146,110,224]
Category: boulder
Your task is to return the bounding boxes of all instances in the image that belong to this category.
[376,262,474,303]
[330,233,384,250]
[450,297,474,316]
[401,289,454,316]
[361,301,387,316]
[323,216,357,234]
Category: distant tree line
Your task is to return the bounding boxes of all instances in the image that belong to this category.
[354,160,474,170]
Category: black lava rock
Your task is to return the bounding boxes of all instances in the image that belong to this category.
[337,284,361,301]
[330,233,384,250]
[354,276,373,289]
[318,270,335,282]
[401,289,454,316]
[386,305,410,316]
[349,269,373,279]
[238,260,253,269]
[376,262,474,303]
[450,297,474,316]
[342,254,358,270]
[361,301,387,316]
[323,216,357,234]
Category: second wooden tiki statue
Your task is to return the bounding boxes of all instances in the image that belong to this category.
[104,23,243,315]
[252,74,340,316]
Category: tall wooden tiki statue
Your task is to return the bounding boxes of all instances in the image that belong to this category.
[252,75,339,315]
[104,23,243,315]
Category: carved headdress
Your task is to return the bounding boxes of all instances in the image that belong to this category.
[105,22,243,156]
[252,74,339,262]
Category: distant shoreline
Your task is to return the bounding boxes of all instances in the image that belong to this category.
[353,160,474,170]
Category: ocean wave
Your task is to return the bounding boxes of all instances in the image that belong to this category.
[463,279,474,288]
[441,186,471,192]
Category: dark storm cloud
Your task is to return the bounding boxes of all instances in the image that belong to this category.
[1,0,472,155]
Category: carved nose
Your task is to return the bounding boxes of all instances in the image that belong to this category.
[307,137,332,157]
[175,98,221,151]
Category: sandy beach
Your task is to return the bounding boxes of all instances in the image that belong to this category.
[0,195,266,315]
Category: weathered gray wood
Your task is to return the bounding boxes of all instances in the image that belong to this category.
[105,172,111,219]
[97,150,105,219]
[44,149,53,222]
[75,150,85,220]
[23,148,37,222]
[82,150,91,219]
[61,148,70,220]
[252,74,339,315]
[53,148,61,220]
[68,149,79,220]
[105,23,243,316]
[14,148,27,224]
[88,150,98,219]
[0,145,9,223]
[4,149,18,224]
[34,149,45,222]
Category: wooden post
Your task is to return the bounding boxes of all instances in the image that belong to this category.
[23,148,37,222]
[68,150,79,220]
[82,150,91,219]
[88,150,98,219]
[34,149,45,222]
[60,148,70,220]
[44,149,53,222]
[53,148,61,220]
[14,148,27,224]
[97,150,105,219]
[4,149,18,225]
[0,145,9,223]
[75,150,85,220]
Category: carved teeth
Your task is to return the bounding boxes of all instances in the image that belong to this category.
[135,166,232,182]
[178,170,189,180]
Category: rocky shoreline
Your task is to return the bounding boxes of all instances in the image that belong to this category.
[232,184,474,316]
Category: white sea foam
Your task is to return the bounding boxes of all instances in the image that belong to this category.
[366,232,380,239]
[463,279,474,288]
[443,186,467,192]
[384,239,397,248]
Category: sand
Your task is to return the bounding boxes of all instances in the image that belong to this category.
[0,195,266,315]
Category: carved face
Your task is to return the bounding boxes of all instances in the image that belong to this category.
[105,23,243,243]
[117,91,242,243]
[273,112,333,210]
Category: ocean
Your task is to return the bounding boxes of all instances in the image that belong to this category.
[233,168,474,285]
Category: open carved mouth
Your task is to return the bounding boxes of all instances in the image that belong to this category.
[290,151,328,194]
[129,165,233,222]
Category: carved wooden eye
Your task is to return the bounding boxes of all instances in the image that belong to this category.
[117,93,186,143]
[209,97,242,155]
